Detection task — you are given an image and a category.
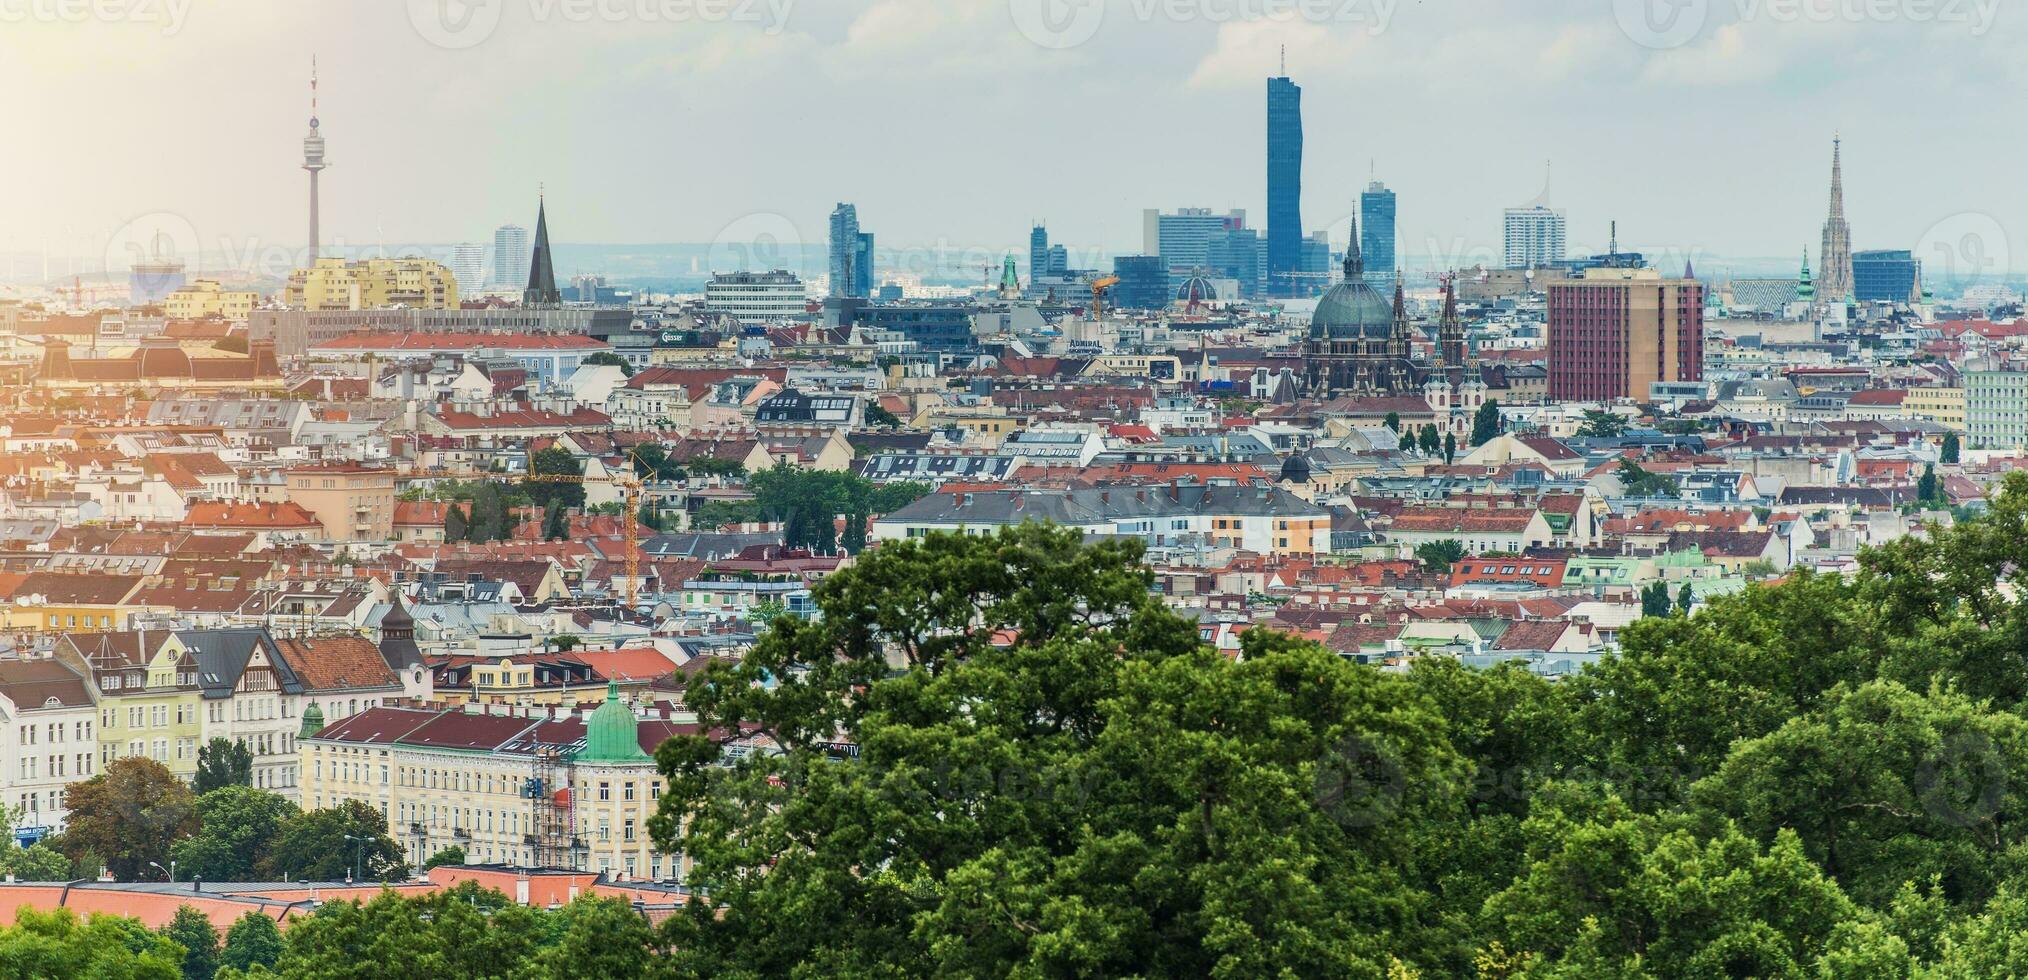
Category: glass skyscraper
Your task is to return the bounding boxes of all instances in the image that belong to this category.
[1266,74,1302,298]
[1112,255,1171,311]
[829,203,869,299]
[1852,249,1920,304]
[1360,181,1396,288]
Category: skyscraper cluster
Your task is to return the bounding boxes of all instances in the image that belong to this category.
[829,204,874,299]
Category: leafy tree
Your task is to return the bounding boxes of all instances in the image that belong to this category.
[1418,422,1441,455]
[170,787,298,883]
[1470,399,1502,447]
[1399,429,1415,452]
[1576,409,1628,438]
[1919,463,1943,506]
[1942,431,1961,464]
[442,502,468,543]
[653,525,1466,977]
[525,447,587,510]
[531,896,662,979]
[841,509,868,555]
[0,907,186,978]
[637,501,662,533]
[1442,430,1457,465]
[550,634,581,652]
[1639,580,1673,617]
[864,403,903,429]
[1676,582,1695,614]
[542,500,569,541]
[1616,457,1680,497]
[58,757,196,881]
[628,443,683,481]
[422,846,466,871]
[267,801,405,882]
[0,842,72,881]
[1383,410,1401,432]
[161,905,220,980]
[581,350,635,376]
[1414,538,1466,573]
[685,456,747,479]
[192,738,253,795]
[691,499,761,532]
[216,913,282,975]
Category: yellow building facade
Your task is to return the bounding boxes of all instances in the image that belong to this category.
[163,280,260,321]
[1906,386,1966,432]
[283,258,460,311]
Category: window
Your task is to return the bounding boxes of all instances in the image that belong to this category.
[598,781,611,801]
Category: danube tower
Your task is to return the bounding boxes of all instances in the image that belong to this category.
[302,58,329,259]
[1817,136,1852,308]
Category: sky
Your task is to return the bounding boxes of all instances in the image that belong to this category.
[1,0,2020,284]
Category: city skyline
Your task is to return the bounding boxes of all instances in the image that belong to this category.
[5,2,2022,281]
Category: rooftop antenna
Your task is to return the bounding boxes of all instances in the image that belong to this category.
[1279,44,1285,76]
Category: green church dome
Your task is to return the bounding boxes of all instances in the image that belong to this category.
[577,680,651,764]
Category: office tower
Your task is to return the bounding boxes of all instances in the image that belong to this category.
[1030,225,1050,283]
[1297,231,1331,289]
[1819,136,1854,305]
[1852,249,1920,304]
[1111,255,1171,311]
[492,225,529,287]
[1143,208,1247,290]
[1206,227,1266,299]
[302,58,329,259]
[855,231,875,298]
[448,243,485,296]
[1504,206,1567,269]
[1360,180,1397,288]
[1546,267,1705,402]
[523,195,559,307]
[830,204,868,299]
[705,270,808,324]
[1266,70,1303,298]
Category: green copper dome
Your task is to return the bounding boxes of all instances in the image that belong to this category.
[577,680,651,764]
[299,701,325,739]
[1311,210,1396,341]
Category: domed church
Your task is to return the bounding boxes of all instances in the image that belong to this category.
[1303,211,1416,397]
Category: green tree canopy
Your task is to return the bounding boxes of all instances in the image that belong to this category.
[192,738,253,795]
[267,801,405,882]
[170,787,299,883]
[1415,538,1466,573]
[58,757,196,881]
[161,905,220,980]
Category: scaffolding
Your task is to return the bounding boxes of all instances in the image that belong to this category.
[527,744,580,870]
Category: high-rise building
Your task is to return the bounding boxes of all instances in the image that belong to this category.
[1819,136,1855,306]
[524,196,560,307]
[1266,71,1303,298]
[1144,208,1247,290]
[1853,249,1920,304]
[1206,227,1267,300]
[1111,255,1171,311]
[301,58,329,260]
[1298,231,1332,285]
[829,204,871,299]
[1546,267,1704,402]
[1964,359,2028,449]
[1504,206,1566,269]
[1360,181,1397,288]
[491,225,529,288]
[1028,225,1069,282]
[448,243,486,296]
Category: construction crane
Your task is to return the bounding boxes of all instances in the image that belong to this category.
[417,464,648,610]
[1089,274,1121,322]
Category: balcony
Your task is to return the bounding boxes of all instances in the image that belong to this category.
[408,823,426,835]
[452,828,471,839]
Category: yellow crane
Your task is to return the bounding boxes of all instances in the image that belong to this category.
[1090,274,1121,322]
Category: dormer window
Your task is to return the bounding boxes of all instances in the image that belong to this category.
[101,676,121,691]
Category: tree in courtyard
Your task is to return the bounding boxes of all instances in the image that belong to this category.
[192,738,253,795]
[169,787,298,883]
[266,800,405,882]
[1470,399,1502,447]
[216,913,283,975]
[161,905,220,980]
[58,757,196,881]
[1415,538,1466,574]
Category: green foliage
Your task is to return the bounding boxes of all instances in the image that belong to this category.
[684,456,747,479]
[1919,463,1943,506]
[252,887,646,980]
[864,403,903,429]
[581,350,635,376]
[162,905,220,980]
[1442,430,1457,465]
[0,842,72,881]
[1418,422,1441,455]
[0,907,186,978]
[192,738,253,795]
[58,756,196,881]
[690,499,761,532]
[1577,409,1629,438]
[744,463,928,554]
[629,443,684,482]
[1617,457,1681,498]
[267,800,406,882]
[1415,538,1466,573]
[1383,410,1401,432]
[1941,431,1961,465]
[442,502,468,543]
[1470,399,1502,447]
[1640,580,1673,618]
[525,447,587,510]
[421,846,466,871]
[216,913,282,975]
[170,787,298,883]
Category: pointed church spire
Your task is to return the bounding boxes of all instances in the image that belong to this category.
[524,191,559,307]
[1342,209,1364,280]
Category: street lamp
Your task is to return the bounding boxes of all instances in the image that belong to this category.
[147,860,174,883]
[342,834,366,883]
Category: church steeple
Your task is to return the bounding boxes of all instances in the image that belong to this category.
[523,192,560,307]
[1342,210,1364,281]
